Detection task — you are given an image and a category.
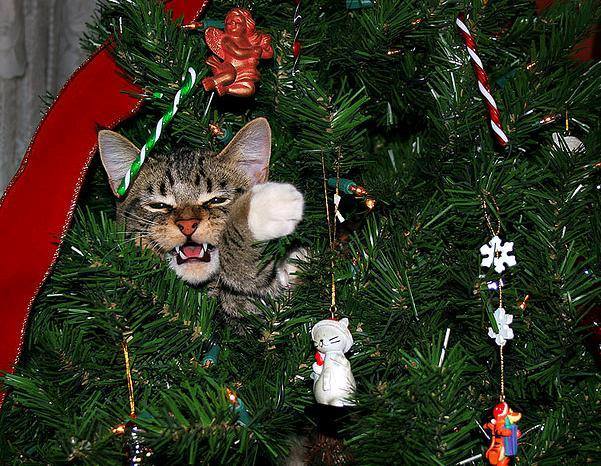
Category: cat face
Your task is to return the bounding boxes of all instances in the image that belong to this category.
[98,118,271,284]
[311,318,353,353]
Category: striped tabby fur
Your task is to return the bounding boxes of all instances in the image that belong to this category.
[97,118,304,325]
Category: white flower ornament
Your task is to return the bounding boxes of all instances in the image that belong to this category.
[488,307,514,346]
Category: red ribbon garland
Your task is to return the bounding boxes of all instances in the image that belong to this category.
[0,0,209,408]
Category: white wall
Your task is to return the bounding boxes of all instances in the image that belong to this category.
[0,0,97,191]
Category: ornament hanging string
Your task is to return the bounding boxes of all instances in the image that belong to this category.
[111,335,138,436]
[481,194,507,402]
[499,345,505,401]
[114,334,155,462]
[116,67,199,197]
[321,149,375,317]
[456,14,509,148]
[480,194,501,237]
[121,336,136,418]
[331,156,342,316]
[320,151,342,318]
[480,194,522,463]
[313,152,357,411]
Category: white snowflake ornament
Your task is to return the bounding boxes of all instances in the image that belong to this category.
[488,307,514,346]
[480,236,516,273]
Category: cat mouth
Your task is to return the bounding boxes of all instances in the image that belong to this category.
[174,242,216,265]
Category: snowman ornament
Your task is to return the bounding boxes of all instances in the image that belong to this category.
[311,318,356,407]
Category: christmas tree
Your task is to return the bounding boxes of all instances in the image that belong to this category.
[1,0,599,464]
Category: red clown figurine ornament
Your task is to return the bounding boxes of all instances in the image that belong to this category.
[202,8,273,97]
[484,402,522,466]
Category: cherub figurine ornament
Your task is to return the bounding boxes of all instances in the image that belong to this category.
[202,8,273,98]
[484,402,522,466]
[311,318,356,407]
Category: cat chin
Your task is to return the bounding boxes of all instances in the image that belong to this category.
[166,250,221,285]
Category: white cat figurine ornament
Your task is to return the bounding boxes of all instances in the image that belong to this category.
[311,318,356,407]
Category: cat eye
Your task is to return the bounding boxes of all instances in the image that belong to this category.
[207,197,230,206]
[146,202,173,211]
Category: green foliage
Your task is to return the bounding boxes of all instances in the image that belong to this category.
[2,0,600,464]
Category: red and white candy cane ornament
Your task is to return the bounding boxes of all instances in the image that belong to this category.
[292,0,302,74]
[456,13,509,147]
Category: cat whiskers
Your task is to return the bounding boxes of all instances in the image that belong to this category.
[122,211,162,227]
[120,214,166,252]
[100,232,161,258]
[125,231,166,254]
[145,239,167,255]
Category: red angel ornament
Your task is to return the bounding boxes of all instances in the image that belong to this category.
[202,8,273,98]
[484,402,522,466]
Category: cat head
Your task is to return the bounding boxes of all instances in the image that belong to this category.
[311,318,353,354]
[97,118,271,284]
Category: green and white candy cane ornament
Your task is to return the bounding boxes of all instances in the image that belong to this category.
[116,67,199,197]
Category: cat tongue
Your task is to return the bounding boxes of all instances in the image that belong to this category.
[183,245,204,258]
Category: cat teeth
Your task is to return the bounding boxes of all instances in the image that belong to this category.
[174,243,211,263]
[174,245,186,259]
[174,245,188,260]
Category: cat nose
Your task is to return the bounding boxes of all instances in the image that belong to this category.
[176,219,200,236]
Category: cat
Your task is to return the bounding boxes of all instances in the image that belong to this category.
[97,118,304,324]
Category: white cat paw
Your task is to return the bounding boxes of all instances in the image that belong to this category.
[248,182,304,241]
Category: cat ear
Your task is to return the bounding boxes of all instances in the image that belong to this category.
[339,318,349,328]
[98,130,140,196]
[217,118,271,185]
